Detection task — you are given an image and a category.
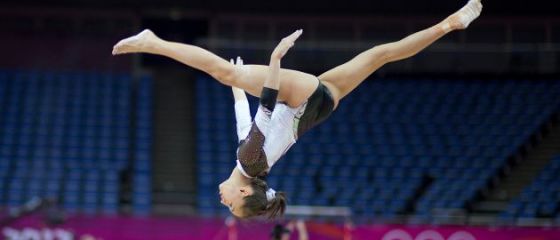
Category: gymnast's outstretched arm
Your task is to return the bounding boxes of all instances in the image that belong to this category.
[259,29,303,113]
[231,57,252,142]
[229,27,301,142]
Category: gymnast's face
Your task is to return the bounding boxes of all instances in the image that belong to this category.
[219,180,253,217]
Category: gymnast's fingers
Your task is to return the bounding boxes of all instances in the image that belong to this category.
[272,29,303,59]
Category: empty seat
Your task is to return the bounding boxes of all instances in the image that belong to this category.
[0,70,150,214]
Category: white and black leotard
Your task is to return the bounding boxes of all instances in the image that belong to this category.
[235,81,335,178]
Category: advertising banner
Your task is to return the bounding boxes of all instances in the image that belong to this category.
[2,215,560,240]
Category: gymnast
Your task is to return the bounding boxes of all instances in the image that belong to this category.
[112,0,482,219]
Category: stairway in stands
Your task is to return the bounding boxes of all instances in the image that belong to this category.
[151,67,197,215]
[471,113,560,222]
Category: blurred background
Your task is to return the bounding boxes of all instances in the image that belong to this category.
[1,0,560,239]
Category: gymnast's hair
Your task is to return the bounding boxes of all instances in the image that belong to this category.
[242,177,287,219]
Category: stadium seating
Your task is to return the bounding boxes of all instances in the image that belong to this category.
[195,76,560,218]
[501,155,560,219]
[0,70,152,215]
[132,76,153,215]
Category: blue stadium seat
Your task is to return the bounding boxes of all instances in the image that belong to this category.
[0,70,150,213]
[502,155,560,218]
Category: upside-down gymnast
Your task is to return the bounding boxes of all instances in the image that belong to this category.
[112,0,483,219]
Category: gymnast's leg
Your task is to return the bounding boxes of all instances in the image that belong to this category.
[112,30,318,107]
[319,0,483,106]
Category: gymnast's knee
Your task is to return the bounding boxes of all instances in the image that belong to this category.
[368,44,394,64]
[210,63,238,86]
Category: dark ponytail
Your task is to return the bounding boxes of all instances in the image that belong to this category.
[242,178,287,219]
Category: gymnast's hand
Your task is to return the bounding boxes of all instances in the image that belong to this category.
[271,29,303,60]
[230,57,247,101]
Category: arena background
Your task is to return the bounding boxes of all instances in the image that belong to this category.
[1,0,560,239]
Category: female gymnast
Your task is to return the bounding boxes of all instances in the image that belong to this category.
[112,0,482,219]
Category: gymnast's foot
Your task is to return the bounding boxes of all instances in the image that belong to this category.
[112,29,160,55]
[442,0,483,32]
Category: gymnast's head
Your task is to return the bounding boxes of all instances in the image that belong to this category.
[219,177,287,219]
